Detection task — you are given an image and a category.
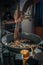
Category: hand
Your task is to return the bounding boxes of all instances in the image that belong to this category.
[13,11,24,23]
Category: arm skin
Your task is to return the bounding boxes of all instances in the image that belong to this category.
[2,17,23,25]
[2,20,16,24]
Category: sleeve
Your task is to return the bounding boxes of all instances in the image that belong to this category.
[22,0,40,12]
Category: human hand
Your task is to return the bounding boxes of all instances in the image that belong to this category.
[13,11,24,23]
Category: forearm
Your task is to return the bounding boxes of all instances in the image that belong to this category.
[3,21,16,24]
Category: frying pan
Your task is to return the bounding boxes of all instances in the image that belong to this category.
[2,32,42,53]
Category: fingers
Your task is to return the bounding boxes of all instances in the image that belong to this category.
[15,18,22,23]
[14,11,25,23]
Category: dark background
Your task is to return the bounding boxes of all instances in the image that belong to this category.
[0,0,19,20]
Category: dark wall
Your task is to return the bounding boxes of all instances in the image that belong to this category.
[0,0,19,20]
[32,0,43,26]
[35,2,42,26]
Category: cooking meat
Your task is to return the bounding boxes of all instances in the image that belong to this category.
[9,39,33,48]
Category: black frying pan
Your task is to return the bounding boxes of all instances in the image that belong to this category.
[2,32,42,53]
